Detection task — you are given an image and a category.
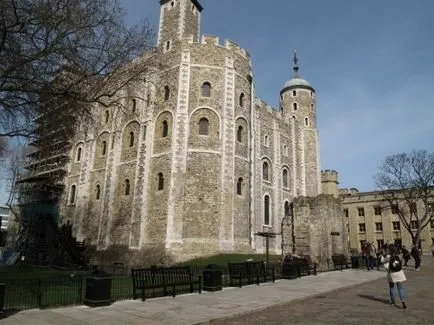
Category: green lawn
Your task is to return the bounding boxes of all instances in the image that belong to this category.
[0,265,77,280]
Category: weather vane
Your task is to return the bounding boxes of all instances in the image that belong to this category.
[292,49,299,76]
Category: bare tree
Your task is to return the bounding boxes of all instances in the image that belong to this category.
[0,0,159,140]
[375,150,434,246]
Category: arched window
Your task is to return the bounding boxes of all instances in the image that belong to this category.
[70,185,76,204]
[237,177,243,195]
[146,94,151,106]
[105,110,109,123]
[293,103,298,111]
[283,169,289,188]
[264,195,270,225]
[304,117,309,126]
[158,173,164,191]
[311,103,314,110]
[264,135,269,146]
[164,85,170,101]
[237,126,243,143]
[198,118,209,135]
[262,161,269,181]
[131,99,136,113]
[292,90,297,96]
[129,131,135,147]
[166,40,171,51]
[76,147,82,162]
[239,93,245,107]
[124,179,130,196]
[102,141,107,156]
[111,135,115,149]
[201,82,211,97]
[143,126,147,140]
[284,201,290,217]
[162,120,168,138]
[96,184,101,200]
[283,144,288,156]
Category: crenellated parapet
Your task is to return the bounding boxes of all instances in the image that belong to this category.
[321,169,339,183]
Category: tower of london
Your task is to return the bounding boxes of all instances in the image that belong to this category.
[62,0,347,266]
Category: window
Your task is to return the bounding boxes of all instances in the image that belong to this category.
[392,221,400,231]
[96,185,101,200]
[105,110,109,123]
[264,195,270,225]
[391,205,399,214]
[129,131,135,147]
[311,104,314,110]
[165,40,171,52]
[410,203,417,215]
[358,223,366,233]
[102,141,107,156]
[374,206,382,215]
[158,173,164,191]
[70,185,76,204]
[430,219,434,229]
[292,90,296,96]
[198,118,209,135]
[143,126,147,140]
[237,126,243,143]
[377,240,384,250]
[358,207,365,217]
[236,177,243,195]
[162,120,168,138]
[111,135,115,149]
[239,93,245,107]
[201,82,211,97]
[293,103,297,111]
[76,147,82,162]
[284,201,291,217]
[304,117,309,126]
[283,144,288,156]
[375,222,383,232]
[146,94,151,106]
[282,169,288,188]
[164,85,170,101]
[264,135,269,146]
[131,99,136,113]
[411,220,418,230]
[262,161,269,181]
[124,179,130,196]
[344,209,349,218]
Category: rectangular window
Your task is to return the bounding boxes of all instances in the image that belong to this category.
[358,207,365,217]
[344,209,349,218]
[375,222,383,232]
[358,223,366,233]
[391,205,398,214]
[411,220,418,229]
[410,203,417,215]
[377,240,384,250]
[374,207,382,215]
[430,219,434,229]
[392,221,400,231]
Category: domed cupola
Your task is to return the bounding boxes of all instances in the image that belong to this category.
[281,50,314,94]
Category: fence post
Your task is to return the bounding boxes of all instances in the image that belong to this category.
[37,279,42,308]
[78,275,84,305]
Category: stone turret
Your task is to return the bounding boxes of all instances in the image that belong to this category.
[157,0,203,49]
[321,169,339,198]
[279,50,321,196]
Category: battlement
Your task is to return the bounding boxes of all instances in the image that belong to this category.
[321,169,339,183]
[339,188,360,195]
[201,34,220,46]
[197,35,250,61]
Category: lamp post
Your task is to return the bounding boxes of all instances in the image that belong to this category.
[254,232,278,265]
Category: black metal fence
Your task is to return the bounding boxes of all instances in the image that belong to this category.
[1,261,330,313]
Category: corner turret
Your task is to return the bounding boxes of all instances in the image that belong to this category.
[321,169,340,198]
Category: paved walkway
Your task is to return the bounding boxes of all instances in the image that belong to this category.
[1,266,389,325]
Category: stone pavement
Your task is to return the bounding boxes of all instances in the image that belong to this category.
[1,265,390,325]
[209,257,434,325]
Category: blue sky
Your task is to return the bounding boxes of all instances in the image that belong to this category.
[1,0,433,204]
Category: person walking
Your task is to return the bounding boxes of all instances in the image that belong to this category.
[410,244,421,271]
[367,242,376,271]
[401,245,411,266]
[431,243,434,257]
[381,244,407,309]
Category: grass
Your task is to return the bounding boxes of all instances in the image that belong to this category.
[0,264,78,280]
[176,254,281,266]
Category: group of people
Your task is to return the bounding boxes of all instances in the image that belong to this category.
[361,242,421,271]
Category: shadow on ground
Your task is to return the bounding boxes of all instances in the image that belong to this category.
[358,294,390,305]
